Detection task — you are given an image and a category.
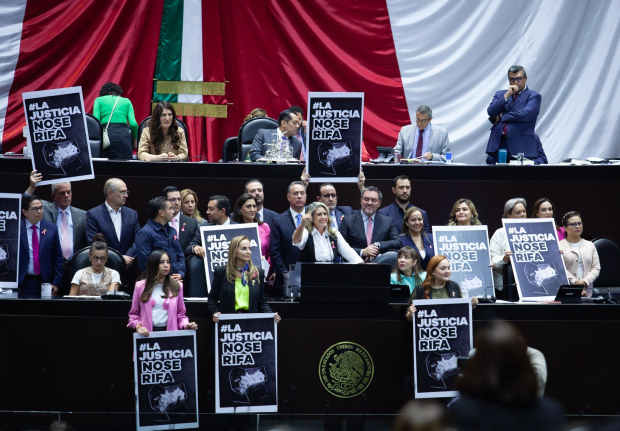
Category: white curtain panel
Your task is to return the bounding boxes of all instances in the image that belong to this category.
[387,0,620,164]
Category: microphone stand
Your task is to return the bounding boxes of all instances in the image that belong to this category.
[477,283,518,303]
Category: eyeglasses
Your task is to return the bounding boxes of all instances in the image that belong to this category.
[508,77,525,83]
[415,118,430,123]
[322,194,338,198]
[29,206,44,213]
[91,256,108,262]
[566,222,583,228]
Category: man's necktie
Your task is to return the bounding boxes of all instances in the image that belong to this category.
[331,212,337,229]
[366,217,373,246]
[415,130,424,158]
[296,214,302,227]
[503,92,520,135]
[60,210,72,259]
[31,225,40,275]
[256,212,262,221]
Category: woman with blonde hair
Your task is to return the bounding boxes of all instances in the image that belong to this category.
[208,235,280,323]
[448,199,482,226]
[243,108,268,122]
[180,189,207,225]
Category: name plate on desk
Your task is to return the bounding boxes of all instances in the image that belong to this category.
[298,262,391,303]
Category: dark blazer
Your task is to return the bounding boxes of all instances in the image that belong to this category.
[261,207,279,228]
[378,202,430,234]
[188,219,238,253]
[177,214,198,256]
[401,233,435,270]
[86,203,140,257]
[40,200,87,255]
[338,211,402,255]
[207,266,272,315]
[486,87,541,157]
[412,280,462,301]
[135,219,186,276]
[18,219,63,287]
[333,206,353,229]
[250,128,303,161]
[270,209,305,289]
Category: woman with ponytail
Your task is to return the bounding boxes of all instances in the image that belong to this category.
[405,255,478,322]
[70,233,121,295]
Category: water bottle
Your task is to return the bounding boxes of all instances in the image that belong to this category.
[445,152,452,164]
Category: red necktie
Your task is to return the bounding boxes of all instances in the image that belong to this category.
[31,225,40,275]
[415,130,424,158]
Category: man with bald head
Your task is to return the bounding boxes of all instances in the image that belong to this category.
[86,178,140,290]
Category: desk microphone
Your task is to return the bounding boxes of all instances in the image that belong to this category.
[478,283,517,303]
[596,287,619,304]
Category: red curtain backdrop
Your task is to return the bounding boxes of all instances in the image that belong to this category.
[3,0,409,161]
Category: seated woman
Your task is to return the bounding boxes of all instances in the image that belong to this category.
[531,198,565,240]
[489,198,527,293]
[128,250,198,336]
[293,202,364,264]
[70,234,121,296]
[208,236,281,322]
[450,321,565,430]
[181,189,207,226]
[559,211,600,297]
[232,194,273,273]
[243,108,267,122]
[448,199,482,226]
[406,256,478,321]
[400,206,434,270]
[138,101,188,162]
[391,246,427,294]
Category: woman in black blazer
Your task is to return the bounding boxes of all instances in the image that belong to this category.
[405,255,478,322]
[208,235,281,323]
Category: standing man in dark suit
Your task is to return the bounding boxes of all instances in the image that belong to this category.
[486,65,542,164]
[86,178,140,290]
[378,175,430,233]
[188,195,237,258]
[270,181,307,294]
[18,195,63,295]
[339,186,402,261]
[245,180,278,227]
[250,110,302,161]
[162,186,198,256]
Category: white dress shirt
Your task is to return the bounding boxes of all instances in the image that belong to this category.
[293,228,363,264]
[169,213,181,234]
[151,284,168,327]
[105,202,122,241]
[25,219,41,275]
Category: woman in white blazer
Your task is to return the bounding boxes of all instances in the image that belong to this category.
[559,211,600,297]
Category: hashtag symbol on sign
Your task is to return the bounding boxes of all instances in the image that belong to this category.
[220,324,227,332]
[508,227,515,234]
[313,102,319,109]
[207,235,215,242]
[29,103,36,112]
[439,236,445,243]
[139,343,147,351]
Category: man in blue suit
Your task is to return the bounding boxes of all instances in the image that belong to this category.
[250,110,302,161]
[19,194,63,295]
[486,65,542,164]
[86,178,140,289]
[270,181,307,295]
[378,175,430,233]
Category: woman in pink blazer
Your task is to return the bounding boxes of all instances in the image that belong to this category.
[559,211,600,297]
[128,249,198,336]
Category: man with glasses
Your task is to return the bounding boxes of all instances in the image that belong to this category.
[86,178,141,290]
[486,65,542,164]
[18,194,64,296]
[250,110,303,162]
[162,186,199,257]
[394,105,450,162]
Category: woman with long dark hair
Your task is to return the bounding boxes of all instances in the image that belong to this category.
[128,250,197,336]
[391,246,426,294]
[400,206,434,269]
[93,82,138,160]
[138,101,188,162]
[531,198,565,240]
[232,193,272,268]
[70,233,121,296]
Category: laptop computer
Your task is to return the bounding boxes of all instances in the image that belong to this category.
[554,285,584,303]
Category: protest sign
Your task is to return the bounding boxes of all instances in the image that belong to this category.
[306,92,363,182]
[502,219,569,300]
[433,226,494,298]
[411,299,472,398]
[215,313,278,413]
[133,331,198,430]
[22,87,94,185]
[0,193,21,288]
[200,224,262,292]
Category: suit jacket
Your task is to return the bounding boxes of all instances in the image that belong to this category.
[135,219,186,276]
[177,214,198,256]
[400,233,435,270]
[270,209,305,289]
[560,239,600,287]
[486,87,541,157]
[40,200,87,255]
[18,219,64,287]
[338,211,402,255]
[412,280,462,301]
[486,134,548,165]
[261,207,279,228]
[207,266,272,315]
[188,219,238,253]
[86,203,140,257]
[333,206,354,229]
[250,128,303,161]
[127,280,189,331]
[378,202,430,234]
[394,123,450,162]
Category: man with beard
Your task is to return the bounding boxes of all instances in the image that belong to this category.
[244,179,278,227]
[378,175,430,233]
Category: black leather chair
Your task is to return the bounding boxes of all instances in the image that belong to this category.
[221,137,238,162]
[69,246,126,290]
[237,117,278,160]
[137,116,189,146]
[85,113,103,158]
[184,254,207,297]
[372,251,399,269]
[592,238,620,287]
